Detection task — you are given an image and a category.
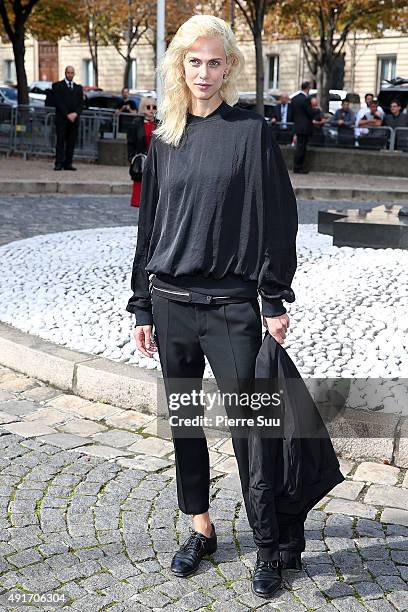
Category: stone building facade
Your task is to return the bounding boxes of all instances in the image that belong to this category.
[0,27,407,101]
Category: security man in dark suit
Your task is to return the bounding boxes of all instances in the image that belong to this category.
[52,66,84,171]
[271,93,294,145]
[271,93,293,125]
[291,81,315,174]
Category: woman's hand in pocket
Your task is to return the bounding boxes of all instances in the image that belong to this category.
[133,325,157,358]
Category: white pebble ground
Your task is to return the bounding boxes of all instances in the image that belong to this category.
[0,225,407,379]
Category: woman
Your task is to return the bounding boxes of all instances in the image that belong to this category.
[127,96,157,207]
[126,15,331,598]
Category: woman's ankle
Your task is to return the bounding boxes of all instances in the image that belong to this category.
[192,514,213,537]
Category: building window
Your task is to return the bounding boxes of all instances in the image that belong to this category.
[4,59,16,84]
[83,59,95,87]
[267,55,279,90]
[377,55,396,91]
[127,59,137,90]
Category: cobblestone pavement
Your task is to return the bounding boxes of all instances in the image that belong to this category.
[1,366,408,611]
[0,194,379,247]
[0,196,137,247]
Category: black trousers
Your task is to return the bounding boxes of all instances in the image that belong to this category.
[55,116,79,167]
[151,292,306,560]
[294,133,309,171]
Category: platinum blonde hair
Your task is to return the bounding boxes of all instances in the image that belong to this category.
[154,14,245,148]
[138,96,156,115]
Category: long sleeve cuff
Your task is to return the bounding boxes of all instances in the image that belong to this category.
[134,307,153,327]
[261,297,287,317]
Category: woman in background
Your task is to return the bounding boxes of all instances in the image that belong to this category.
[127,96,157,207]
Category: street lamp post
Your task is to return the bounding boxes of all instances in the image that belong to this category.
[156,0,165,106]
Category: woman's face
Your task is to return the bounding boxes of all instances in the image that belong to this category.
[183,36,230,103]
[143,98,156,120]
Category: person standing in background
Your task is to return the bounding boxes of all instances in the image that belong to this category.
[291,81,314,174]
[355,93,384,137]
[310,96,327,145]
[52,66,83,171]
[330,97,355,146]
[355,93,384,122]
[310,96,326,126]
[271,93,293,144]
[271,93,293,128]
[127,97,158,207]
[384,99,408,128]
[331,97,355,129]
[115,87,138,115]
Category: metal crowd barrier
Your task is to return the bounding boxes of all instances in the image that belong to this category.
[0,105,119,160]
[0,103,15,153]
[14,105,55,155]
[76,111,106,159]
[394,127,408,152]
[270,121,396,152]
[86,109,117,140]
[354,125,393,151]
[0,107,406,158]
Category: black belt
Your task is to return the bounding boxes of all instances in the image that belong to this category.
[150,276,253,305]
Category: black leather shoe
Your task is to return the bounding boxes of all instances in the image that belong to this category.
[293,168,309,174]
[170,524,217,577]
[252,553,282,598]
[64,165,77,171]
[280,550,302,570]
[54,164,63,171]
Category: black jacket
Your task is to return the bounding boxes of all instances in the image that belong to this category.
[272,103,293,124]
[52,80,83,121]
[127,115,158,163]
[291,92,314,135]
[248,331,344,519]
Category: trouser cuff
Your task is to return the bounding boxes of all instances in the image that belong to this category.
[257,547,280,562]
[179,505,210,516]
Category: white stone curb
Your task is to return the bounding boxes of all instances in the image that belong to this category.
[0,321,407,466]
[0,179,405,201]
[0,322,159,414]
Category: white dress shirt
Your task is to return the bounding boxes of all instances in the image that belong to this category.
[355,104,384,136]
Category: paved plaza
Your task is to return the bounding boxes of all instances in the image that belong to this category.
[0,194,406,380]
[0,192,379,247]
[1,157,408,195]
[0,221,406,377]
[0,190,407,609]
[1,366,408,611]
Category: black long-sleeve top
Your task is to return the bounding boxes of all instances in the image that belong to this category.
[126,100,298,326]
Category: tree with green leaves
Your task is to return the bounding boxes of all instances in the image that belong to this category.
[97,0,152,89]
[0,0,77,103]
[274,0,408,112]
[74,0,113,88]
[29,0,76,41]
[233,0,279,114]
[0,0,42,103]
